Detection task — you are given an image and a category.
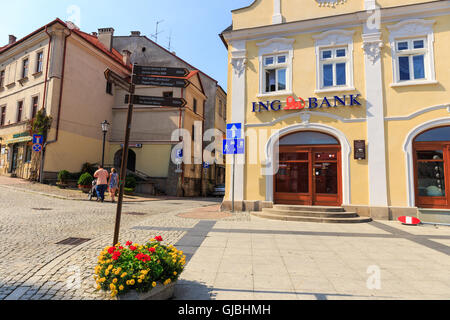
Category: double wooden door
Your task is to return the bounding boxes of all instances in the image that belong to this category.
[274,145,342,206]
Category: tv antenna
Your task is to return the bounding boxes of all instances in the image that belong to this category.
[150,20,164,43]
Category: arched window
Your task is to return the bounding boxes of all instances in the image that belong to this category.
[414,126,450,142]
[279,131,339,145]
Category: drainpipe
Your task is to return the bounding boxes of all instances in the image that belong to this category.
[39,28,72,183]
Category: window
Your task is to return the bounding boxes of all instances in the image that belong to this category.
[0,70,5,87]
[395,38,426,82]
[22,59,29,79]
[36,52,44,73]
[17,101,23,122]
[106,81,113,95]
[25,145,32,163]
[163,91,173,98]
[192,124,195,141]
[0,106,5,126]
[319,47,349,88]
[31,96,39,119]
[218,100,223,118]
[263,54,288,93]
[193,98,197,114]
[388,19,436,85]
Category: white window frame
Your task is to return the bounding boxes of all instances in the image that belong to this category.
[256,38,294,97]
[388,19,436,87]
[319,47,350,89]
[313,29,355,93]
[262,53,289,94]
[394,38,427,82]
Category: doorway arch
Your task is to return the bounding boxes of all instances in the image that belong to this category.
[264,123,351,205]
[114,149,136,172]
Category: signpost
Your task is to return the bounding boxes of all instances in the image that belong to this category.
[223,123,244,213]
[134,66,189,78]
[133,76,190,88]
[125,95,187,108]
[32,144,42,153]
[33,134,43,145]
[105,66,135,246]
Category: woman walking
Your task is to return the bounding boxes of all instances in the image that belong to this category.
[108,168,119,203]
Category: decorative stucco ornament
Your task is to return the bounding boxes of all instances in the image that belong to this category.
[316,0,348,7]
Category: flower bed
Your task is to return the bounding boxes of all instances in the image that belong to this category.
[94,236,186,298]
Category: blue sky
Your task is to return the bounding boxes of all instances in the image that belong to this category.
[0,0,255,89]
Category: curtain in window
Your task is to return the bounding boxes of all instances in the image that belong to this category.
[399,56,410,81]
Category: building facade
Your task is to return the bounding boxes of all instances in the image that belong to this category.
[220,0,450,223]
[0,19,131,181]
[109,32,227,196]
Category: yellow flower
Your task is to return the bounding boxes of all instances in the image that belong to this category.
[173,271,177,276]
[110,283,116,290]
[129,279,135,285]
[108,265,113,270]
[105,270,109,276]
[138,279,142,283]
[96,285,101,290]
[116,267,122,272]
[119,285,124,291]
[121,272,127,278]
[112,278,118,284]
[152,282,157,287]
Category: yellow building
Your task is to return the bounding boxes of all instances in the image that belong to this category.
[0,19,131,181]
[220,0,450,223]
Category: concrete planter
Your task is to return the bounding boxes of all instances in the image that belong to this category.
[118,281,176,300]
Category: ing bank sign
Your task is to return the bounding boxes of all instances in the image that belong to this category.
[252,94,362,112]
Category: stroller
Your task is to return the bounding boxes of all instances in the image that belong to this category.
[88,179,98,201]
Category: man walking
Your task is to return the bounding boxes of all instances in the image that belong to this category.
[94,165,109,203]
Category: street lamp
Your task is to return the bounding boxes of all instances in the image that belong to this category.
[101,120,110,167]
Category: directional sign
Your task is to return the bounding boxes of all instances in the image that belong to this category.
[134,66,189,78]
[125,95,187,107]
[223,139,245,155]
[203,162,210,169]
[33,134,43,145]
[32,143,42,153]
[133,76,190,88]
[226,123,242,140]
[104,69,131,91]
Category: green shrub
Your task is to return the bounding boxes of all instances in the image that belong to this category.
[81,162,97,176]
[124,187,135,194]
[78,172,94,186]
[57,170,70,183]
[125,176,137,189]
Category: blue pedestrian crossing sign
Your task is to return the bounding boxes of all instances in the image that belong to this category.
[32,143,42,152]
[226,123,242,140]
[223,139,245,155]
[33,134,43,145]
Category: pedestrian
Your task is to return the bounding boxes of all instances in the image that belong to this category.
[108,168,119,203]
[93,165,109,203]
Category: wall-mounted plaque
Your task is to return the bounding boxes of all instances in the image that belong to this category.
[354,140,366,160]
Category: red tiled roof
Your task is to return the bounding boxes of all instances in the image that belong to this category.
[0,18,130,69]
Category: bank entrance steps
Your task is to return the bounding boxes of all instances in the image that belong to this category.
[251,205,372,223]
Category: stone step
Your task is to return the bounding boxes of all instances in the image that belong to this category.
[251,211,372,224]
[272,204,345,212]
[262,208,359,218]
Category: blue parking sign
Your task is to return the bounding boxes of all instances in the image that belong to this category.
[226,123,242,140]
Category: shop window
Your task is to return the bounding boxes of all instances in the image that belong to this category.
[25,145,32,163]
[388,19,436,85]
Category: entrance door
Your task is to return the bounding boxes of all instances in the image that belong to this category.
[274,145,341,206]
[11,144,19,173]
[413,126,450,209]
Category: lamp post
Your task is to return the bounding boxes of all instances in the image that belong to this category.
[101,120,110,167]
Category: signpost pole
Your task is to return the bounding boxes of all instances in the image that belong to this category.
[112,63,135,246]
[232,151,235,213]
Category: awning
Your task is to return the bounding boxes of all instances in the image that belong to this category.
[4,136,32,145]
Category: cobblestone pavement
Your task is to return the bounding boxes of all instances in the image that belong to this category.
[0,182,221,300]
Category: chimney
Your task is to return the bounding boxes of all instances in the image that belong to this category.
[91,32,98,36]
[130,31,141,36]
[122,50,131,66]
[8,35,16,45]
[97,28,115,51]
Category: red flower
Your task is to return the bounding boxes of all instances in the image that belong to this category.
[126,241,132,246]
[107,247,116,254]
[148,247,155,253]
[155,236,163,242]
[118,246,124,250]
[129,246,137,251]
